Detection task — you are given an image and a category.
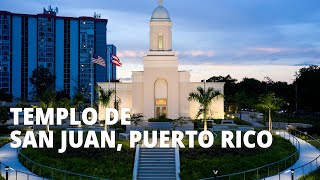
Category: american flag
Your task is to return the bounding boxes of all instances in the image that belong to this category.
[111,54,122,67]
[92,54,106,67]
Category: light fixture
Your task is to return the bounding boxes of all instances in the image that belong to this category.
[5,166,9,171]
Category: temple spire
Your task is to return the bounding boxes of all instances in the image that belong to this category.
[158,0,163,6]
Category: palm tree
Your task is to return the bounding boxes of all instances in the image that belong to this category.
[38,89,56,133]
[72,92,86,123]
[96,86,115,131]
[256,92,285,132]
[188,86,223,140]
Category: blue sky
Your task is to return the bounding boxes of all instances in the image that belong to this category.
[2,0,320,82]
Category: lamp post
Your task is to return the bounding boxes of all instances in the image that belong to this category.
[5,166,9,180]
[304,132,308,141]
[290,169,294,180]
[287,103,290,125]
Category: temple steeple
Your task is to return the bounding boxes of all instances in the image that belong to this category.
[150,0,172,51]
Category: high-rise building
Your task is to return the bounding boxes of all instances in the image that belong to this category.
[106,44,117,81]
[0,7,117,100]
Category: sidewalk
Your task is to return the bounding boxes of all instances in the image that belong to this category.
[0,142,44,180]
[237,112,265,127]
[265,131,320,180]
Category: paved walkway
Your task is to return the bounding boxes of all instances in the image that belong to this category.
[265,131,320,180]
[1,131,319,180]
[238,112,265,127]
[0,142,44,180]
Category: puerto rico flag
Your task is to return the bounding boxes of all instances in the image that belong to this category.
[111,54,122,67]
[92,54,106,67]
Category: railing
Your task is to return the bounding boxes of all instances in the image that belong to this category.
[175,146,180,180]
[262,126,320,179]
[132,144,140,180]
[0,161,44,180]
[199,130,301,180]
[17,146,108,180]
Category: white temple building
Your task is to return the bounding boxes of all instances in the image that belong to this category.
[98,1,224,120]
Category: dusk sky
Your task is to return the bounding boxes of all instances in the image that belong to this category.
[2,0,320,83]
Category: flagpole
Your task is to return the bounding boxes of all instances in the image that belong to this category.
[90,48,94,108]
[108,53,111,91]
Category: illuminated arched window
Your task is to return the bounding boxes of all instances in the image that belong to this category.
[158,34,163,50]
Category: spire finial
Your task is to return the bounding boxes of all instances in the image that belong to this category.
[158,0,163,6]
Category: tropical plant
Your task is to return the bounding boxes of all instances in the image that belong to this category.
[130,113,144,127]
[96,86,114,131]
[232,91,247,120]
[188,86,223,140]
[256,92,286,132]
[72,92,87,122]
[0,107,9,124]
[171,117,189,130]
[38,89,57,132]
[29,66,56,99]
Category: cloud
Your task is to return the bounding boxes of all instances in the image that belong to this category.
[117,50,146,58]
[249,47,289,54]
[176,50,216,57]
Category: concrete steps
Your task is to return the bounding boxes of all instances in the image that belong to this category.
[137,148,176,180]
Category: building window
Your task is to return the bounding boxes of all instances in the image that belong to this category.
[158,35,163,50]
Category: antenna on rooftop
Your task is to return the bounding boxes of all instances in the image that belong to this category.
[43,5,59,15]
[94,12,101,19]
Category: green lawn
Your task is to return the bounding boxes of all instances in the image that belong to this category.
[0,176,4,180]
[0,137,11,148]
[19,131,135,180]
[298,139,320,180]
[299,168,320,180]
[180,134,298,180]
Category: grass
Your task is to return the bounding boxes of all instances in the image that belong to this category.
[297,138,320,180]
[0,176,4,180]
[298,168,320,180]
[19,131,135,180]
[180,134,298,180]
[0,137,11,148]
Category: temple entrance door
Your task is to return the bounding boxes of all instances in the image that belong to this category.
[155,99,167,117]
[154,79,168,118]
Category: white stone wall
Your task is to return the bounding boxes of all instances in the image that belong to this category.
[189,82,225,119]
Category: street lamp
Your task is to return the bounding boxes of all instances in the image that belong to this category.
[304,132,308,141]
[5,166,9,180]
[213,167,219,180]
[290,169,294,180]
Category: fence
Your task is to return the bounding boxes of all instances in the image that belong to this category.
[199,130,301,180]
[0,161,44,180]
[262,126,320,180]
[16,147,108,180]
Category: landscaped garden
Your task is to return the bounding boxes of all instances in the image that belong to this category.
[299,168,320,180]
[0,137,11,148]
[180,134,298,179]
[18,131,135,180]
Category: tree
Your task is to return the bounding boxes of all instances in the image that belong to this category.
[96,86,115,131]
[0,90,13,102]
[72,92,87,122]
[206,75,237,103]
[38,89,57,132]
[30,66,55,99]
[188,86,223,140]
[130,113,144,127]
[256,92,286,132]
[294,65,320,112]
[0,107,9,124]
[232,91,247,120]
